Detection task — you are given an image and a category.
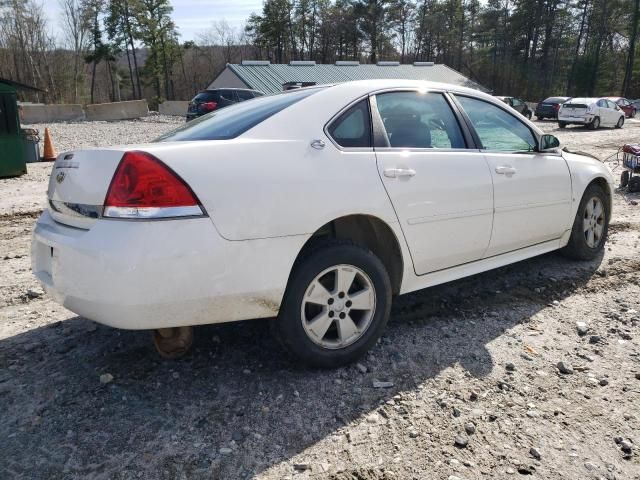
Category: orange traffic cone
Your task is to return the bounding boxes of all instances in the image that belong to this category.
[42,127,57,162]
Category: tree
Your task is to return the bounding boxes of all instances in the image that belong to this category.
[60,0,90,103]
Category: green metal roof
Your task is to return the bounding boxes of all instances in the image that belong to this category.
[225,62,488,95]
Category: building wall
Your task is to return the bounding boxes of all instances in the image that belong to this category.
[207,68,250,90]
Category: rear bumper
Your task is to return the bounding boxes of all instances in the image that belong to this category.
[31,211,306,329]
[557,114,594,124]
[535,110,557,118]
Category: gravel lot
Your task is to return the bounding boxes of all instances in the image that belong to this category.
[1,116,639,479]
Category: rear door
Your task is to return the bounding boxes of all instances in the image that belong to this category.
[607,100,621,124]
[372,90,494,275]
[454,94,571,255]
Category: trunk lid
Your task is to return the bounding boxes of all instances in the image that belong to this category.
[47,149,125,229]
[561,103,588,117]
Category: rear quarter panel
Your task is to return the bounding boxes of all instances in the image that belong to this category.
[140,139,398,241]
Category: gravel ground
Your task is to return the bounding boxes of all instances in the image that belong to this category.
[0,117,639,479]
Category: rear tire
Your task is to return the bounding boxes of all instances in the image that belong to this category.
[274,242,392,368]
[590,117,600,130]
[558,122,567,129]
[535,115,543,121]
[561,184,609,261]
[526,111,532,120]
[616,116,624,129]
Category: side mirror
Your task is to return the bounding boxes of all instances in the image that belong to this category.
[540,134,560,151]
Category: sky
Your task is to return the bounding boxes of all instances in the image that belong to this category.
[43,0,264,43]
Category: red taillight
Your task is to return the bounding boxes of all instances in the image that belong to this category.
[103,151,203,219]
[554,104,560,111]
[201,101,217,112]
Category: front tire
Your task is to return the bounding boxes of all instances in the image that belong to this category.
[558,121,567,129]
[274,242,392,368]
[561,184,609,261]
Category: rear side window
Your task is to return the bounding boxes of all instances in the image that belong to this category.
[236,91,255,101]
[220,90,235,103]
[455,95,536,152]
[156,88,322,142]
[327,99,372,148]
[375,91,465,149]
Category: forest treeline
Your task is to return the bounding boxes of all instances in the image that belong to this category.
[0,0,639,106]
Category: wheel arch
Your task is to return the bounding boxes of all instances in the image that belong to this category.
[290,214,405,295]
[586,176,613,215]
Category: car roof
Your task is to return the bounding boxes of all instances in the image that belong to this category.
[606,96,623,101]
[202,88,262,93]
[565,97,598,103]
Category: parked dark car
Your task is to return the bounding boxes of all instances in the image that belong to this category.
[534,96,570,120]
[186,88,264,121]
[494,96,532,119]
[606,97,637,118]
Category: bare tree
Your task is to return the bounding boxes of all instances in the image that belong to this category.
[60,0,90,103]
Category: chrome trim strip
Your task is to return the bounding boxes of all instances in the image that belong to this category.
[407,208,493,225]
[49,200,101,218]
[494,200,572,213]
[103,205,205,219]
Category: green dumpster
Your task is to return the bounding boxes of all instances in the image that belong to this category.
[0,77,45,178]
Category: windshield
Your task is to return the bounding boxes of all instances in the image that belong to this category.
[156,87,324,142]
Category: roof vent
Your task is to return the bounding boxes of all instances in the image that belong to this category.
[241,60,270,66]
[377,61,400,66]
[414,61,435,66]
[289,60,316,66]
[335,60,360,66]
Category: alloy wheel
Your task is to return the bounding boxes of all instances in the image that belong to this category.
[301,264,376,349]
[583,196,605,248]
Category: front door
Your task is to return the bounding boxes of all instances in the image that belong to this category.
[372,90,494,275]
[454,95,572,256]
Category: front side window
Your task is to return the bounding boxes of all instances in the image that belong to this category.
[327,99,371,148]
[156,88,322,142]
[456,95,536,152]
[374,91,465,149]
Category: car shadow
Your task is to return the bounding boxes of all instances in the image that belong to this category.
[0,250,605,479]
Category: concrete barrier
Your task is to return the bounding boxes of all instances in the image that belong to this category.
[21,103,85,123]
[85,99,149,121]
[159,101,189,116]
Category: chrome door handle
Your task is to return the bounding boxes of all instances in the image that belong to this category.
[310,139,325,150]
[384,168,416,178]
[495,165,517,176]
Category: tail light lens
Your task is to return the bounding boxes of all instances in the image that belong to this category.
[554,104,560,111]
[200,101,217,112]
[103,151,205,219]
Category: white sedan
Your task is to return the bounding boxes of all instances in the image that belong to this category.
[32,80,614,366]
[558,97,625,129]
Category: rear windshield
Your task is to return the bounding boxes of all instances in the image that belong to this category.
[157,88,322,142]
[544,97,567,103]
[192,91,218,102]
